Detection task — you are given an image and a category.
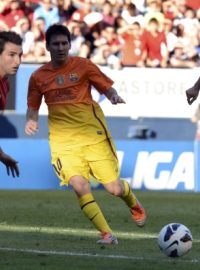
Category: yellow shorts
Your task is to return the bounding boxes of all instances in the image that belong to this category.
[51,139,120,186]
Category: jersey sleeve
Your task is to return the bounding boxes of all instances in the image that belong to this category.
[0,78,9,111]
[87,60,114,94]
[27,73,43,110]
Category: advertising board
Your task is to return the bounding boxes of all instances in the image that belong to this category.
[0,139,195,191]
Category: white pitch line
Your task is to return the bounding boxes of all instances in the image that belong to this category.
[0,247,141,260]
[0,224,157,240]
[0,247,199,264]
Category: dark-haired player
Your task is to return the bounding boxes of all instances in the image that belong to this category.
[0,31,22,177]
[25,24,146,244]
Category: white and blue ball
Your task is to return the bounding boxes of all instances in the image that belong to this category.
[158,223,192,257]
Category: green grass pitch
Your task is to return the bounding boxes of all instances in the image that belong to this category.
[0,189,199,270]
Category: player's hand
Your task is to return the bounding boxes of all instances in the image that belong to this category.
[109,93,126,105]
[186,87,199,105]
[25,119,39,135]
[0,149,19,177]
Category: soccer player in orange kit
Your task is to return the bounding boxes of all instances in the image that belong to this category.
[25,24,146,244]
[0,31,22,177]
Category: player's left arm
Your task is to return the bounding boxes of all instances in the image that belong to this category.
[104,87,126,105]
[86,59,125,104]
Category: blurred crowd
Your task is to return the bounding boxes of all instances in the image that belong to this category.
[0,0,200,69]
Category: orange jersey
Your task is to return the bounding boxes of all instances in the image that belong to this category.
[27,56,113,109]
[27,56,114,151]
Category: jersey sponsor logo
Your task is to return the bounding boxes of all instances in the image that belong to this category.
[45,89,76,102]
[69,73,79,82]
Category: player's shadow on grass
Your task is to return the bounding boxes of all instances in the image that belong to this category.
[0,115,18,138]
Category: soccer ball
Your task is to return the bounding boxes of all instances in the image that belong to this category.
[158,223,192,257]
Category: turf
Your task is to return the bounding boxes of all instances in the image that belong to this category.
[0,190,199,270]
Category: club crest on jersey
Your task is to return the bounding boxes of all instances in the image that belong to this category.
[56,75,64,85]
[69,73,79,82]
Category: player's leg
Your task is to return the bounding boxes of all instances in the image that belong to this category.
[52,151,117,244]
[69,176,118,244]
[87,140,146,227]
[104,179,146,227]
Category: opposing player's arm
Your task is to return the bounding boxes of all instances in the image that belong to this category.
[104,87,126,105]
[25,108,39,135]
[186,76,200,105]
[0,147,19,177]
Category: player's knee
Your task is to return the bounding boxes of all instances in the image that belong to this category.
[111,188,123,197]
[69,176,90,195]
[105,183,123,197]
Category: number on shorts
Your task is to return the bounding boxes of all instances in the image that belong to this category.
[53,158,62,175]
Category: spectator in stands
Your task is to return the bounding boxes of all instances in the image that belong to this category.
[91,26,121,69]
[12,17,34,56]
[114,15,128,29]
[163,18,178,53]
[100,1,116,27]
[174,0,188,18]
[169,41,198,68]
[82,9,103,30]
[67,20,86,56]
[71,0,91,22]
[78,41,91,58]
[91,43,121,69]
[1,0,199,67]
[33,0,60,30]
[131,0,146,13]
[174,6,199,35]
[172,23,199,63]
[0,0,26,29]
[22,41,50,63]
[161,0,179,20]
[93,26,121,65]
[121,3,144,26]
[118,22,144,67]
[141,17,169,67]
[56,0,76,23]
[21,0,36,23]
[31,17,46,42]
[144,0,165,25]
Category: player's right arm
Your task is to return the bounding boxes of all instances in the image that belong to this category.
[25,73,42,135]
[186,76,200,105]
[25,108,39,135]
